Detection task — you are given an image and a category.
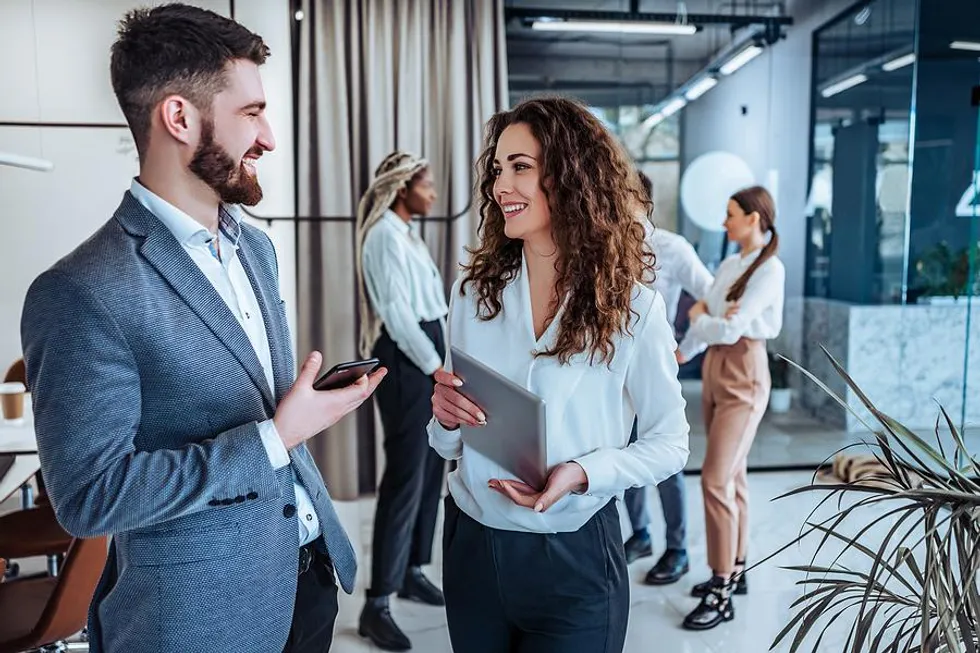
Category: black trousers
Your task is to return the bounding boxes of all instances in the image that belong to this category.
[369,320,447,596]
[283,543,339,653]
[442,497,630,653]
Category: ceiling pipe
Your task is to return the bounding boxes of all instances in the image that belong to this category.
[506,6,793,32]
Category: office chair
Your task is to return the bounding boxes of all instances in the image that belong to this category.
[0,536,107,653]
[2,358,67,581]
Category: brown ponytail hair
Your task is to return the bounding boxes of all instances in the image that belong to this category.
[726,186,778,302]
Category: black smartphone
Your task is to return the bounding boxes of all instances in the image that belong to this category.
[312,358,381,391]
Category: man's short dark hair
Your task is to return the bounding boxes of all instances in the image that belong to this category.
[110,3,269,155]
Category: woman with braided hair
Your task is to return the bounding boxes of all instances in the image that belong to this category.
[675,185,785,631]
[355,151,448,652]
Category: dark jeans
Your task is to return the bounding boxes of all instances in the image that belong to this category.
[623,420,687,550]
[283,544,338,653]
[369,320,446,596]
[442,497,630,653]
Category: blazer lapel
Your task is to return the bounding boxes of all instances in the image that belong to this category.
[237,231,293,403]
[135,217,276,412]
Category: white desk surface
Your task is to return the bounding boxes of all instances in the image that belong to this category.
[0,416,37,456]
[0,410,39,504]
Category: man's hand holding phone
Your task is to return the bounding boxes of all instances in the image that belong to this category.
[274,351,387,450]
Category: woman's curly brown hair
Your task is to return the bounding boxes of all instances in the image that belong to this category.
[461,97,655,366]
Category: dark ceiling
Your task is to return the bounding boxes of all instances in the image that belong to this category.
[504,0,795,106]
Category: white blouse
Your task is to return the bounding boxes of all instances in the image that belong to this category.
[645,225,714,324]
[427,255,690,534]
[677,250,785,362]
[361,211,449,374]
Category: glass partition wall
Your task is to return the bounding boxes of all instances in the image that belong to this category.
[803,0,980,437]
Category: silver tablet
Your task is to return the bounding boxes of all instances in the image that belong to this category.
[451,346,548,490]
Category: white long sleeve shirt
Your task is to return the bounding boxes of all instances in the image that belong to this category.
[427,256,690,534]
[362,211,449,374]
[645,225,714,323]
[677,249,785,362]
[131,179,320,546]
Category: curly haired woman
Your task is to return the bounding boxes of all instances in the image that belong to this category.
[427,97,690,652]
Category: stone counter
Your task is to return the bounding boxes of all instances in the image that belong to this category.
[791,298,980,431]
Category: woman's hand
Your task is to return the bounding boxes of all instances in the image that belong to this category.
[489,462,589,513]
[431,368,486,430]
[724,302,741,319]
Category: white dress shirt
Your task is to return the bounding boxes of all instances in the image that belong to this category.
[427,255,690,534]
[645,224,714,324]
[677,249,785,362]
[362,211,449,374]
[130,180,320,546]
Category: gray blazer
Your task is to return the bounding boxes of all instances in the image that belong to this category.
[21,192,356,653]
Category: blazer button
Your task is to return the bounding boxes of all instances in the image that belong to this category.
[283,504,297,518]
[246,492,258,500]
[221,498,235,506]
[207,499,221,507]
[234,496,245,503]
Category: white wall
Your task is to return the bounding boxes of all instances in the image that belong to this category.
[680,0,855,360]
[234,0,298,353]
[0,0,295,370]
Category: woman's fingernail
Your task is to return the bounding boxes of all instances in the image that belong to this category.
[452,378,463,387]
[477,412,487,423]
[534,503,544,513]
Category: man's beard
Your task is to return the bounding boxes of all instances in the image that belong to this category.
[188,118,263,206]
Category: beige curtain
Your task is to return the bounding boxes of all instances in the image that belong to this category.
[296,0,508,499]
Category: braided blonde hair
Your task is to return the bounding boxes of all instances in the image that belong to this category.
[355,151,430,357]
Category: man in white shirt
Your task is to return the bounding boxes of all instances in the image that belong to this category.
[355,152,449,652]
[20,5,384,651]
[626,172,713,589]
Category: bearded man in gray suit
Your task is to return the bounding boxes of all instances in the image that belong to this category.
[20,5,385,652]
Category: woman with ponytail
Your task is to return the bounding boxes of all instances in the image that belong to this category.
[675,185,785,631]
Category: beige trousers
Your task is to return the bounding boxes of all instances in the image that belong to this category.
[700,338,770,575]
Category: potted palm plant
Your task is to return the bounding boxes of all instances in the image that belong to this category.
[768,351,792,413]
[759,346,980,652]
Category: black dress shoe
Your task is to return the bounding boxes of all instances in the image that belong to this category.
[691,570,748,596]
[682,576,735,631]
[624,532,653,564]
[643,549,690,585]
[397,566,445,606]
[359,596,412,651]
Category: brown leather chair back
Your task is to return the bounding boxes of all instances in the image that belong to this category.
[0,536,109,652]
[29,536,108,646]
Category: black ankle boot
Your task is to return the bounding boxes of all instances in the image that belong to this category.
[683,576,735,631]
[732,558,748,595]
[692,559,748,597]
[358,595,411,651]
[691,572,747,597]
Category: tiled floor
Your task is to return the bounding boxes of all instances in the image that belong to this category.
[3,376,973,652]
[0,472,906,653]
[330,471,899,653]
